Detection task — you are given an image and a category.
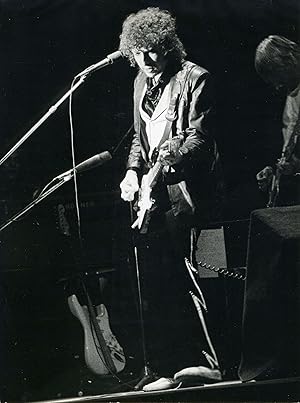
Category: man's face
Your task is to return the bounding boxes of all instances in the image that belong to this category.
[131,48,168,77]
[267,68,299,93]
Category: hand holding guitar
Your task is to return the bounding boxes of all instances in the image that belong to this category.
[131,136,184,232]
[256,166,273,192]
[277,154,300,175]
[158,137,184,166]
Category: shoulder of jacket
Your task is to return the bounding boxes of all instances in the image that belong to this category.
[179,61,210,82]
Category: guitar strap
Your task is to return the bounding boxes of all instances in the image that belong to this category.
[156,64,198,151]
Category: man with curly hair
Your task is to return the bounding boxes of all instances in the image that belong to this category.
[119,7,222,389]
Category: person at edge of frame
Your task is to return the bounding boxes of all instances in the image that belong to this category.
[255,35,300,207]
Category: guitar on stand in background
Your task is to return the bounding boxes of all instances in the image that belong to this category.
[68,293,126,376]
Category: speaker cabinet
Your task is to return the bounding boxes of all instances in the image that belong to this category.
[239,206,300,381]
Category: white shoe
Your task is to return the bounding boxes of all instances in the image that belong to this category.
[142,377,181,391]
[174,366,222,385]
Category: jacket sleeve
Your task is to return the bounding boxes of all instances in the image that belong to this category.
[126,73,144,172]
[178,70,216,165]
[126,131,143,171]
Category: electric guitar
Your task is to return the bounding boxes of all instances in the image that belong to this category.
[131,136,183,233]
[267,114,300,207]
[68,294,126,375]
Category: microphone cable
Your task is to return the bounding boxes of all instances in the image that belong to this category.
[68,76,83,247]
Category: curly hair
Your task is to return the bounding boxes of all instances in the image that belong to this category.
[255,35,300,82]
[119,7,186,67]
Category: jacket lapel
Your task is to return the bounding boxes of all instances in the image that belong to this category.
[134,68,182,162]
[134,72,149,162]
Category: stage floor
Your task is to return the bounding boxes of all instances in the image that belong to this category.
[31,376,300,402]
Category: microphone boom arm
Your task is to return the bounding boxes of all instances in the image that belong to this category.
[0,176,72,233]
[0,75,86,168]
[0,151,112,233]
[0,50,121,168]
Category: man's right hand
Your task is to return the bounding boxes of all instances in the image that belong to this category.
[120,170,139,201]
[256,166,273,191]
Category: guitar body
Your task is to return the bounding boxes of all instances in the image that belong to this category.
[131,136,184,233]
[131,171,158,233]
[269,173,300,207]
[68,294,126,375]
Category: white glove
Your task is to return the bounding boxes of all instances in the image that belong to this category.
[120,170,139,201]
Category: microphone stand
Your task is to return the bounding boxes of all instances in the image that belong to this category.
[129,203,156,390]
[132,245,155,390]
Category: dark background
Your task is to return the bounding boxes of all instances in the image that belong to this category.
[0,0,299,212]
[0,0,299,401]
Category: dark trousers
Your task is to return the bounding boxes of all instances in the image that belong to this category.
[135,209,208,375]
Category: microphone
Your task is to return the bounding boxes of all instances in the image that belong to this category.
[76,50,122,78]
[56,151,112,179]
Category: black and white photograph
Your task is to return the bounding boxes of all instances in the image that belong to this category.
[0,1,299,401]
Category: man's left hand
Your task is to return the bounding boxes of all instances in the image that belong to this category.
[158,139,183,166]
[277,154,300,175]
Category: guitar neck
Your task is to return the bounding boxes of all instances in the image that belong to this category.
[267,126,299,208]
[147,162,164,188]
[267,170,280,208]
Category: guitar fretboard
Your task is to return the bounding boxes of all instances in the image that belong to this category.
[147,161,163,189]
